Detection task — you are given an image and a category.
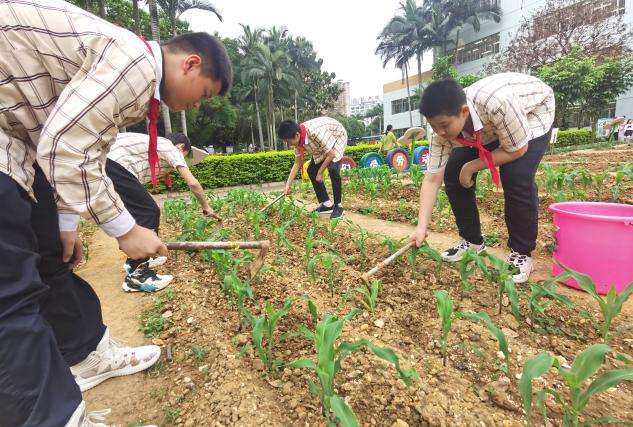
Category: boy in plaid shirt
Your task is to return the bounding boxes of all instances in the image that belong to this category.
[410,73,555,283]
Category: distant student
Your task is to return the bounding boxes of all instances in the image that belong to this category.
[107,132,217,292]
[278,117,348,219]
[410,73,555,284]
[379,124,398,155]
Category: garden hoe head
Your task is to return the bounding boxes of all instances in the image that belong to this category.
[361,241,415,285]
[260,193,285,213]
[166,240,271,279]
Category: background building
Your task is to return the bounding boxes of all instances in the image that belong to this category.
[333,80,351,116]
[350,96,382,117]
[382,71,431,136]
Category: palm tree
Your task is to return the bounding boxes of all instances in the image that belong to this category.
[146,0,172,134]
[132,0,141,35]
[448,0,502,50]
[158,0,222,136]
[238,25,266,150]
[376,21,416,126]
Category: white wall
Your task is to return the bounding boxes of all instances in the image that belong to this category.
[383,86,422,132]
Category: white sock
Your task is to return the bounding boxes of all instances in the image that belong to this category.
[322,200,333,208]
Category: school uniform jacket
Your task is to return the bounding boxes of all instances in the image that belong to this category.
[0,0,161,237]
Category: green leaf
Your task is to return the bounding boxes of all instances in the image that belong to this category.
[289,358,317,371]
[330,395,359,427]
[459,311,510,373]
[578,368,633,411]
[519,352,554,421]
[568,344,612,387]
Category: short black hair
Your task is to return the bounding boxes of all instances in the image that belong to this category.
[163,32,233,96]
[419,79,467,119]
[166,132,191,153]
[385,124,393,134]
[277,120,300,139]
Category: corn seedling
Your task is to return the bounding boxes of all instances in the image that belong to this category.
[289,306,418,426]
[520,344,633,426]
[409,164,425,188]
[304,228,331,270]
[308,252,345,297]
[246,210,266,239]
[274,220,295,251]
[593,172,607,200]
[435,290,455,367]
[458,249,489,291]
[459,311,511,376]
[554,264,633,343]
[381,237,399,255]
[243,298,295,373]
[527,281,574,331]
[222,273,254,318]
[351,280,381,316]
[418,243,444,273]
[352,225,369,268]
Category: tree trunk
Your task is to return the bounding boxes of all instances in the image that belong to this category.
[132,0,140,35]
[268,83,275,150]
[254,84,265,150]
[97,0,106,18]
[405,64,413,127]
[148,0,172,134]
[416,54,424,126]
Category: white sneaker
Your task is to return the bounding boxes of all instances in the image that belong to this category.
[441,239,486,262]
[65,401,158,427]
[70,329,161,392]
[123,256,167,274]
[122,265,173,293]
[507,250,533,284]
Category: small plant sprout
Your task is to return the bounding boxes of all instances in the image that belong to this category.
[289,307,418,426]
[222,273,254,318]
[555,263,633,343]
[527,281,574,329]
[304,228,330,271]
[459,311,511,376]
[352,225,369,268]
[190,345,209,360]
[352,280,381,317]
[274,219,295,251]
[308,252,345,297]
[243,298,295,373]
[435,290,455,367]
[520,344,633,426]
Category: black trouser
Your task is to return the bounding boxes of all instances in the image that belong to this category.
[307,158,342,206]
[105,159,160,271]
[443,131,550,256]
[1,166,107,426]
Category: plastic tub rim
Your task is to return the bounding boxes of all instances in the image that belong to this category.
[549,201,633,224]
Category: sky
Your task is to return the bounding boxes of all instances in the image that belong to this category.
[184,0,433,100]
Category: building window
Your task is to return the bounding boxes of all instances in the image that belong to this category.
[391,97,416,115]
[449,33,500,65]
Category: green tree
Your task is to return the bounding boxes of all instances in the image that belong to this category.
[432,55,481,87]
[186,96,238,151]
[336,115,367,141]
[158,0,222,137]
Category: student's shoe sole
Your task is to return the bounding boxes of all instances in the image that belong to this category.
[121,278,172,293]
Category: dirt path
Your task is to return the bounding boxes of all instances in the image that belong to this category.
[75,230,164,425]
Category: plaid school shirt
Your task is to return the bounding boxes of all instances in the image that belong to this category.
[427,72,555,173]
[0,0,160,237]
[108,133,187,185]
[297,116,348,163]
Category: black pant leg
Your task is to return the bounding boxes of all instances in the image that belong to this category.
[106,159,160,268]
[443,143,498,245]
[327,160,342,205]
[0,172,82,427]
[105,159,160,232]
[307,159,330,204]
[499,131,550,256]
[31,165,106,366]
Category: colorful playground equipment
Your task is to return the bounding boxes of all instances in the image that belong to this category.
[358,126,427,172]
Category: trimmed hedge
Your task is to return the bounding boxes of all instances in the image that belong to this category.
[556,129,594,147]
[165,132,592,191]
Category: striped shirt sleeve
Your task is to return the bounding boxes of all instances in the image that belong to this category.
[37,44,154,237]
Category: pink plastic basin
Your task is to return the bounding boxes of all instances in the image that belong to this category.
[549,202,633,295]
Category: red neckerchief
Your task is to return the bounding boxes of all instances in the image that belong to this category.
[456,130,500,186]
[139,36,161,189]
[297,123,307,159]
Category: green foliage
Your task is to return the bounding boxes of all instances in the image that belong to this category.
[352,280,382,316]
[553,264,633,343]
[190,345,209,360]
[431,55,482,87]
[307,252,345,297]
[521,345,633,426]
[459,311,511,376]
[556,130,595,148]
[289,307,418,425]
[244,298,295,373]
[435,290,455,367]
[528,281,574,330]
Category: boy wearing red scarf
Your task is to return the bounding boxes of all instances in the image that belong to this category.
[410,73,555,284]
[278,117,348,220]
